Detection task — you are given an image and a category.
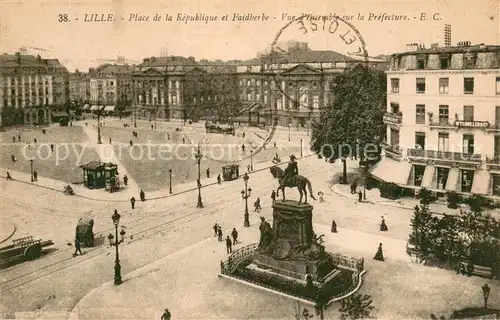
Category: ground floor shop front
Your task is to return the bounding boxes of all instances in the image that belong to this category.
[370,156,498,198]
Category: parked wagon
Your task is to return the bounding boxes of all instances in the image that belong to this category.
[0,236,54,266]
[222,164,240,181]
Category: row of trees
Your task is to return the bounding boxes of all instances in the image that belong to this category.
[310,65,386,182]
[410,195,500,267]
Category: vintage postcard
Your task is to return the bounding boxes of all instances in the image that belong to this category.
[0,0,499,319]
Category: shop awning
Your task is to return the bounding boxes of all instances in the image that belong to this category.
[369,157,412,185]
[420,165,435,188]
[471,170,490,195]
[52,111,69,118]
[445,168,460,191]
[104,105,115,112]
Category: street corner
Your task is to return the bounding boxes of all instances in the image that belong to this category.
[0,219,17,244]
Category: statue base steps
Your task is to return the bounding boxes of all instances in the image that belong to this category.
[250,253,338,283]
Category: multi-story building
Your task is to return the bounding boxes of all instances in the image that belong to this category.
[377,42,500,198]
[69,71,90,103]
[131,42,387,125]
[89,64,132,108]
[0,52,68,126]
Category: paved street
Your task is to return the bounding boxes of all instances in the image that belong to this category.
[0,125,498,319]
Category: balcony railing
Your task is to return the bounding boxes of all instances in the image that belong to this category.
[407,148,482,163]
[384,144,402,155]
[486,156,500,169]
[429,118,454,128]
[383,112,402,124]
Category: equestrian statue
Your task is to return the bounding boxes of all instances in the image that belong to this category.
[270,155,316,204]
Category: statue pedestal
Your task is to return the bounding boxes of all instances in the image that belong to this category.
[249,200,337,282]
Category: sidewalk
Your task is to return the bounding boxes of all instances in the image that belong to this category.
[0,220,16,244]
[330,180,500,219]
[67,219,500,320]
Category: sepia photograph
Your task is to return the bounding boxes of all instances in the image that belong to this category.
[0,0,499,319]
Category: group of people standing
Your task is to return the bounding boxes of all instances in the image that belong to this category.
[213,223,239,254]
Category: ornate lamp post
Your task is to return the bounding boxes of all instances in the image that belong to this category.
[96,107,102,144]
[241,173,252,227]
[169,168,173,194]
[195,144,204,208]
[109,209,126,285]
[482,283,491,310]
[29,159,34,182]
[250,150,254,171]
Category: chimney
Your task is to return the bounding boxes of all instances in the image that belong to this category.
[457,41,471,47]
[15,52,21,64]
[406,43,419,52]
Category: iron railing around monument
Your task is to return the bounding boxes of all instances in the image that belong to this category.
[219,244,365,303]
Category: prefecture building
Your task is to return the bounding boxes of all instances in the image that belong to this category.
[130,42,387,126]
[0,52,68,125]
[375,42,500,197]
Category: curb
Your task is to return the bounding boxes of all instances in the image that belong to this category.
[0,221,17,245]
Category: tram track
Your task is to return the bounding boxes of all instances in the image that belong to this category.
[0,162,328,293]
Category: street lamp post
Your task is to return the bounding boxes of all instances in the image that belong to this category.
[110,209,126,285]
[300,139,303,157]
[241,173,252,227]
[288,123,291,142]
[97,107,102,144]
[482,284,491,311]
[195,144,204,208]
[250,150,254,171]
[29,159,34,182]
[169,168,173,194]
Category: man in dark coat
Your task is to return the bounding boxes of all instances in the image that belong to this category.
[281,155,298,187]
[217,174,221,184]
[130,197,136,209]
[213,223,218,237]
[140,189,145,201]
[73,238,83,256]
[206,168,210,178]
[161,309,171,320]
[123,174,128,186]
[225,236,232,253]
[231,228,238,245]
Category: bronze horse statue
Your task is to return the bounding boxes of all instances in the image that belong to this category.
[270,166,316,204]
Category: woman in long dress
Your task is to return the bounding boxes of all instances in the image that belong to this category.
[374,243,384,261]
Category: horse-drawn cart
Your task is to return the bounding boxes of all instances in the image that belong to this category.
[0,236,54,267]
[222,164,240,181]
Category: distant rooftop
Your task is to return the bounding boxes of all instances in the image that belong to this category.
[393,43,500,56]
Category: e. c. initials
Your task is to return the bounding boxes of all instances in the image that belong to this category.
[295,18,358,45]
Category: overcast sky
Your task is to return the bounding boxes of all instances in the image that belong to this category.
[1,0,498,71]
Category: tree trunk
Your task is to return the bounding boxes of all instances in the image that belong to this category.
[341,158,347,184]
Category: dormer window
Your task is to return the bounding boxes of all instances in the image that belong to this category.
[417,57,426,70]
[440,55,450,69]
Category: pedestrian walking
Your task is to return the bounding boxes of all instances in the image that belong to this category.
[129,139,133,146]
[109,137,112,144]
[33,170,38,181]
[271,190,276,203]
[130,197,136,209]
[213,223,218,237]
[217,174,221,184]
[358,190,363,202]
[73,238,83,256]
[6,172,12,180]
[254,197,261,212]
[182,137,185,144]
[241,144,245,153]
[12,136,15,143]
[123,174,128,186]
[350,181,357,194]
[373,243,384,261]
[379,217,388,231]
[161,308,171,320]
[231,228,238,245]
[225,236,232,254]
[33,138,37,144]
[17,135,21,142]
[217,226,223,242]
[318,191,325,203]
[206,168,210,178]
[151,124,154,130]
[140,189,145,201]
[50,143,54,152]
[331,219,337,233]
[11,155,16,163]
